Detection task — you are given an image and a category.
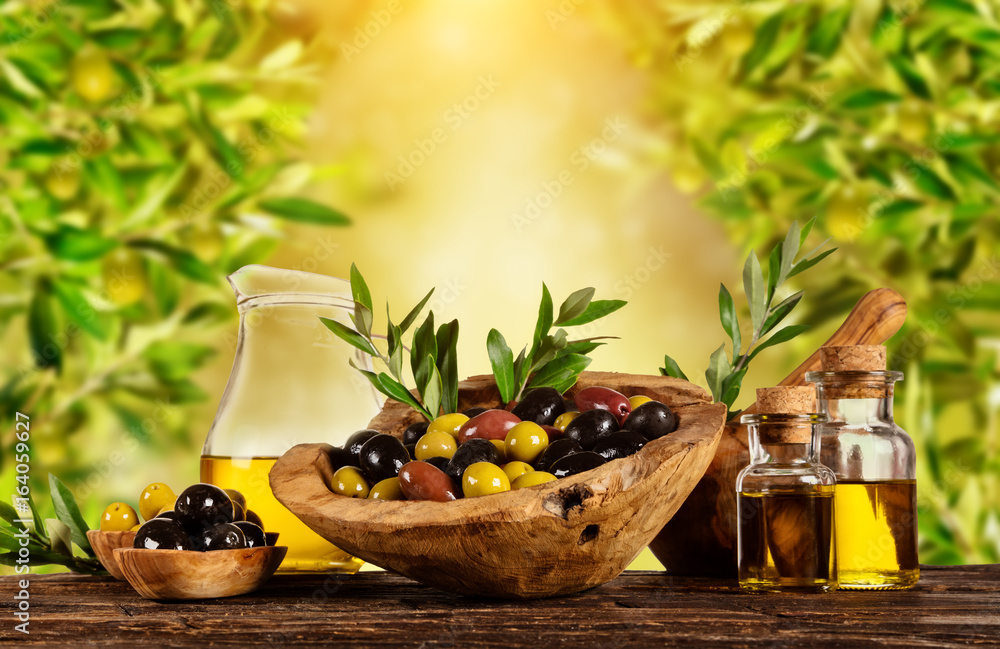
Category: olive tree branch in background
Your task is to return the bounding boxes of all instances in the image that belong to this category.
[0,2,351,508]
[660,218,834,419]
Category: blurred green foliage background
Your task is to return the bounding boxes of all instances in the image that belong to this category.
[1,0,997,571]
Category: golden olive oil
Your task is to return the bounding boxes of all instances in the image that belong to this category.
[201,455,363,574]
[835,479,918,590]
[738,486,837,593]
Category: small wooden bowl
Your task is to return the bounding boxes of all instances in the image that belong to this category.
[114,546,287,600]
[86,530,136,581]
[271,372,726,599]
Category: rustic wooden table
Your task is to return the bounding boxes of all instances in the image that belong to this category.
[1,565,998,647]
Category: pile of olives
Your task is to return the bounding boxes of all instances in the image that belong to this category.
[327,386,678,502]
[100,482,271,552]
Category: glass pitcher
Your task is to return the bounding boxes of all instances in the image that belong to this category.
[201,265,383,573]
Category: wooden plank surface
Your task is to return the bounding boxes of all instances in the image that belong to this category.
[1,566,998,648]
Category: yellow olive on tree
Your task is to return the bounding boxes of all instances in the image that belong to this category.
[71,45,116,103]
[101,248,148,306]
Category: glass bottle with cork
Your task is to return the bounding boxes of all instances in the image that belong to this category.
[806,345,919,590]
[736,386,838,593]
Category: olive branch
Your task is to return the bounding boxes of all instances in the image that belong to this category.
[660,218,835,419]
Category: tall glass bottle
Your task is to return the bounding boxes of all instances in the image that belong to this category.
[806,345,919,590]
[737,387,837,593]
[201,265,383,573]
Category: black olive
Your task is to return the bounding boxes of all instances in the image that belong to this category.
[405,443,417,460]
[245,509,264,530]
[512,387,567,426]
[564,409,618,450]
[359,434,410,483]
[175,483,234,533]
[462,407,489,419]
[328,445,358,470]
[622,401,678,440]
[198,523,246,551]
[592,431,648,462]
[424,455,451,472]
[345,429,381,460]
[549,451,606,478]
[134,519,192,551]
[234,521,267,549]
[445,439,501,484]
[534,438,583,472]
[402,421,429,445]
[155,510,179,522]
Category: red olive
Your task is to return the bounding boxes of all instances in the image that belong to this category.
[458,409,521,444]
[541,424,563,441]
[398,461,458,502]
[574,386,632,425]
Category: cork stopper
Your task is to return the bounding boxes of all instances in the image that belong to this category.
[820,345,886,372]
[818,345,890,398]
[754,386,816,443]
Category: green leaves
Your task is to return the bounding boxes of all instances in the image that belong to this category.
[327,266,453,420]
[48,475,92,554]
[839,88,902,109]
[28,281,60,372]
[320,317,379,356]
[258,197,351,226]
[487,329,516,404]
[489,284,627,401]
[0,474,105,575]
[554,288,595,325]
[888,54,933,100]
[665,220,834,417]
[718,284,741,361]
[737,12,784,81]
[743,251,766,332]
[44,227,117,261]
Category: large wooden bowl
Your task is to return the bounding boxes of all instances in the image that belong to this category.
[114,546,287,600]
[270,372,726,599]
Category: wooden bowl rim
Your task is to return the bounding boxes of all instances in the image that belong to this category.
[275,400,726,532]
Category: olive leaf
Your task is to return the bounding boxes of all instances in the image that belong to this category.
[490,285,627,402]
[487,329,516,404]
[328,267,454,420]
[660,219,834,418]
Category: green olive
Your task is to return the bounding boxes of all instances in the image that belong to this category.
[462,462,510,498]
[512,471,557,490]
[414,431,457,461]
[502,461,533,483]
[628,395,653,410]
[553,411,579,432]
[504,421,549,464]
[369,477,404,501]
[330,466,370,498]
[490,439,508,463]
[427,413,469,440]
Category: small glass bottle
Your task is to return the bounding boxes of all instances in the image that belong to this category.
[806,345,919,590]
[737,387,838,593]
